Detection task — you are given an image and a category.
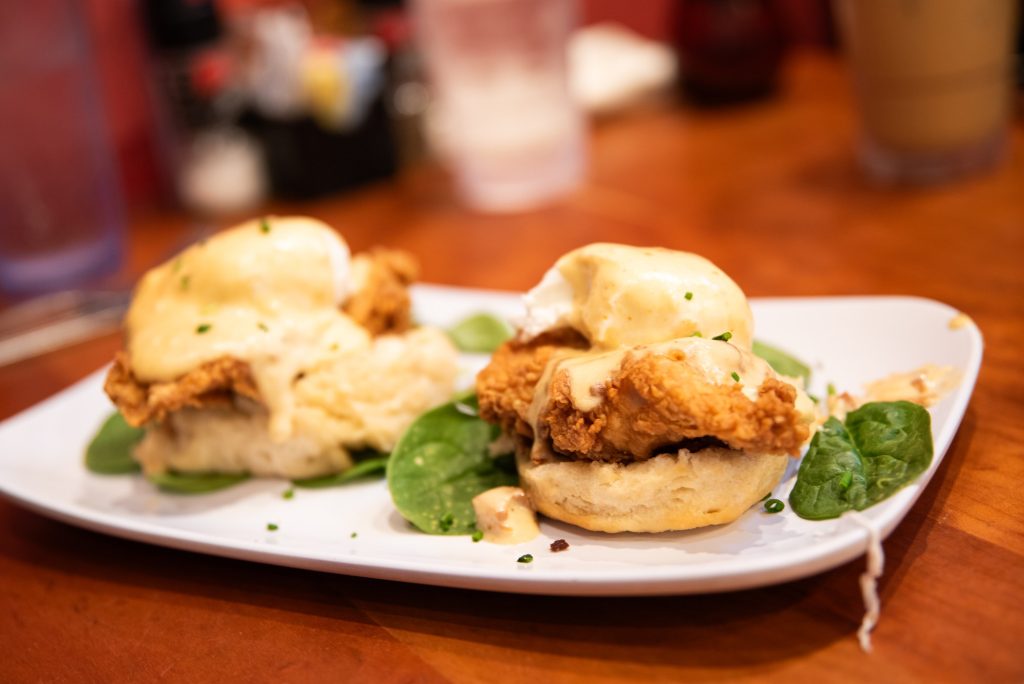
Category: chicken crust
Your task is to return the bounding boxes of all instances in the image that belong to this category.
[477,337,809,463]
[105,352,260,427]
[105,248,419,427]
[476,329,589,440]
[344,248,418,335]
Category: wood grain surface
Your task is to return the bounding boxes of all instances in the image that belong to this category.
[2,53,1022,683]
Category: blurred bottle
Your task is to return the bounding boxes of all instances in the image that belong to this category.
[0,0,126,293]
[671,0,785,106]
[414,0,585,213]
[145,0,265,215]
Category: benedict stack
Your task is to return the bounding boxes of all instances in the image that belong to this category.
[476,243,814,532]
[105,216,458,479]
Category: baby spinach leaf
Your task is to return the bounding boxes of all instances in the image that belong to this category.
[148,471,250,494]
[447,313,513,354]
[292,455,389,489]
[847,401,933,506]
[752,340,811,384]
[790,401,933,520]
[85,412,144,474]
[387,395,517,535]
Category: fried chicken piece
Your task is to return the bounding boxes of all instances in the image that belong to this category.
[477,329,589,439]
[105,352,260,427]
[344,248,418,335]
[477,338,809,463]
[106,248,418,427]
[543,349,809,461]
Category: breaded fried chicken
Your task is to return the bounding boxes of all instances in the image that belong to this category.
[476,329,588,439]
[106,248,419,428]
[344,248,418,335]
[477,335,810,463]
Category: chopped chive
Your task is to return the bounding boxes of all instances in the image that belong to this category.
[685,291,693,301]
[808,393,820,404]
[282,488,294,500]
[471,530,484,542]
[517,554,534,564]
[731,371,741,382]
[439,512,454,532]
[180,274,190,291]
[260,217,271,234]
[712,331,733,342]
[827,383,837,396]
[350,532,358,539]
[258,322,269,332]
[839,471,853,490]
[690,331,703,338]
[196,323,211,334]
[761,491,772,501]
[764,499,784,514]
[266,522,279,531]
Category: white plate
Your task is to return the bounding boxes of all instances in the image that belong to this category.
[0,286,982,596]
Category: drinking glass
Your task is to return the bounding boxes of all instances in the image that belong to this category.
[0,0,125,293]
[413,0,585,212]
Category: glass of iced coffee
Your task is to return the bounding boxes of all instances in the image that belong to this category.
[836,0,1018,183]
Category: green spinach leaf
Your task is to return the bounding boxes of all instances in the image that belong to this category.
[85,412,144,474]
[148,471,250,494]
[790,401,933,520]
[447,313,513,354]
[292,455,389,488]
[387,395,517,535]
[752,340,811,384]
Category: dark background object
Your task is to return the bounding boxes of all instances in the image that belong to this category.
[671,0,786,106]
[240,94,398,200]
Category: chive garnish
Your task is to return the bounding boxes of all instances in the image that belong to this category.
[350,532,358,539]
[267,523,279,531]
[827,383,837,396]
[517,554,534,564]
[258,322,269,332]
[260,217,271,234]
[439,512,454,532]
[472,530,484,542]
[731,371,741,382]
[712,331,732,342]
[282,488,294,500]
[685,291,693,301]
[764,499,784,514]
[761,492,772,502]
[691,331,703,338]
[196,323,211,334]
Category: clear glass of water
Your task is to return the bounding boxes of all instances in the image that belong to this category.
[413,0,585,212]
[0,0,126,293]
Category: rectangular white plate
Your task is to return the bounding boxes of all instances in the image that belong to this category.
[0,286,982,595]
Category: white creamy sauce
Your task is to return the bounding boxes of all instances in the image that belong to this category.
[862,364,957,408]
[126,217,368,442]
[471,486,540,544]
[519,243,754,351]
[828,364,959,421]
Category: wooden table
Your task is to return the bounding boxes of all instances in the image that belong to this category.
[2,52,1022,682]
